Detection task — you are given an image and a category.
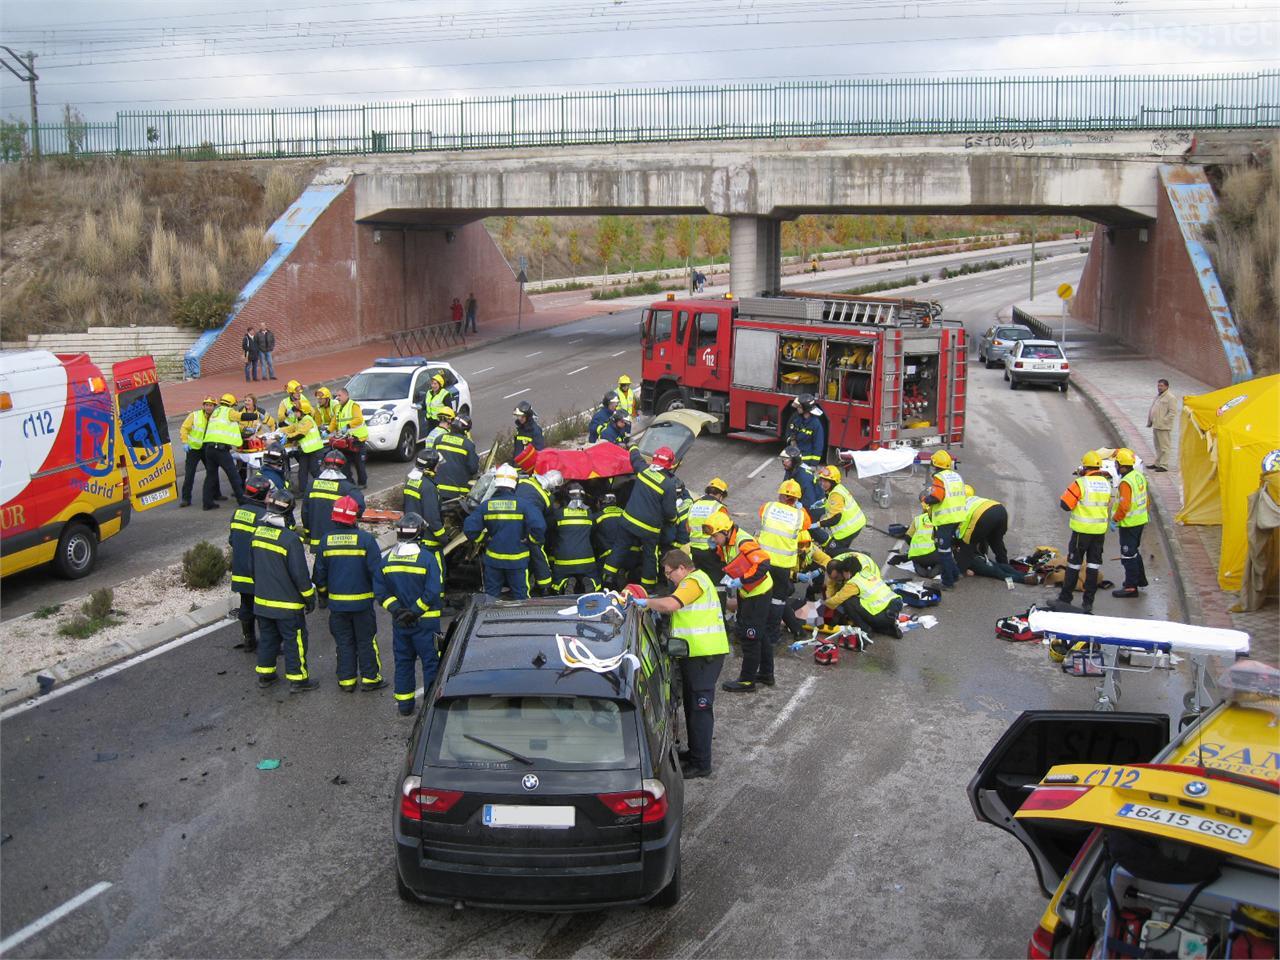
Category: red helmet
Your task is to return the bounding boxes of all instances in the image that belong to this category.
[331,495,360,525]
[651,446,676,470]
[814,642,840,665]
[622,583,649,600]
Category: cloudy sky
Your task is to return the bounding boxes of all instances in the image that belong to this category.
[1,0,1276,125]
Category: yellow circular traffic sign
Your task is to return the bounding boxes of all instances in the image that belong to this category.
[1057,282,1074,301]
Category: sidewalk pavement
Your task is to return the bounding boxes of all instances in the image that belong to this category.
[160,294,610,423]
[1015,295,1278,665]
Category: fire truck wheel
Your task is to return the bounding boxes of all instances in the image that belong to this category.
[656,389,686,414]
[54,521,98,579]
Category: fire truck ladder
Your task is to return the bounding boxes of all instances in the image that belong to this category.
[878,328,905,445]
[746,294,939,327]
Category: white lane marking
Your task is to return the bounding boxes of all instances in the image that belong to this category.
[502,388,531,399]
[1,620,232,720]
[567,338,583,345]
[470,366,495,375]
[525,351,543,358]
[760,676,817,743]
[747,456,774,479]
[566,365,590,376]
[0,881,113,954]
[610,350,627,357]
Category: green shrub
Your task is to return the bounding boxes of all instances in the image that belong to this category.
[839,276,920,296]
[172,289,236,330]
[58,588,118,638]
[591,278,672,301]
[34,603,62,620]
[182,540,227,589]
[85,588,113,621]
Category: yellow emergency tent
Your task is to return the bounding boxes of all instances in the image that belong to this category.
[1176,374,1280,591]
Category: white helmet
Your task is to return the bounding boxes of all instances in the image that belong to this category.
[538,469,564,492]
[494,464,519,489]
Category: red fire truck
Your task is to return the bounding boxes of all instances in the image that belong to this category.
[639,292,966,456]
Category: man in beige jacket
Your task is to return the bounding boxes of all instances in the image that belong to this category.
[1147,378,1178,471]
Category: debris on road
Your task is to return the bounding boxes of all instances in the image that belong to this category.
[257,759,281,770]
[95,752,119,762]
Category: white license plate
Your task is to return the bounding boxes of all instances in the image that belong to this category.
[139,489,170,506]
[1033,362,1059,370]
[1116,803,1252,845]
[483,804,575,829]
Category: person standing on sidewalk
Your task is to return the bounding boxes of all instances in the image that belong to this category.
[450,297,464,334]
[1147,378,1178,471]
[256,326,277,380]
[178,396,219,507]
[464,292,477,334]
[1111,448,1150,598]
[1054,450,1112,614]
[242,326,260,383]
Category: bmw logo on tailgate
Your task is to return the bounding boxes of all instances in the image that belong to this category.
[521,774,539,791]
[1183,780,1209,798]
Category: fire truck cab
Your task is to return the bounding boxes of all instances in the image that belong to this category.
[640,293,967,456]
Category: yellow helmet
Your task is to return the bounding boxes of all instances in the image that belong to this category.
[1115,448,1136,466]
[618,374,632,386]
[219,392,236,405]
[706,477,728,495]
[314,386,332,402]
[286,379,302,393]
[964,484,975,497]
[202,395,217,405]
[437,405,455,420]
[702,511,735,537]
[778,479,802,499]
[930,450,954,470]
[1082,451,1102,469]
[431,373,445,386]
[817,464,842,484]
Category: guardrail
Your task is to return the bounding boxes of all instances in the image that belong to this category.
[5,71,1277,161]
[391,322,466,358]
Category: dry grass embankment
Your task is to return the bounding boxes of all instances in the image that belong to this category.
[1208,145,1280,375]
[1,157,320,340]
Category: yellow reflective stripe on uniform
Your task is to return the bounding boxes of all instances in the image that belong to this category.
[231,574,254,584]
[558,519,592,526]
[485,512,524,520]
[230,522,257,533]
[637,470,664,494]
[486,549,530,560]
[323,549,366,557]
[394,692,415,702]
[381,597,397,609]
[252,540,289,555]
[624,513,661,534]
[365,636,383,683]
[309,492,341,501]
[256,597,304,610]
[383,564,428,574]
[828,484,866,540]
[328,592,374,601]
[285,628,308,681]
[554,557,595,567]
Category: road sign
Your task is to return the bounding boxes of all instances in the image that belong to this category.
[516,269,528,285]
[519,255,528,273]
[1057,282,1074,301]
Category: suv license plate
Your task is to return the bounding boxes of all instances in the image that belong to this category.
[1116,803,1252,845]
[483,804,575,829]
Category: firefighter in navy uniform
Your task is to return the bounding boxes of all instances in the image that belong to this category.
[250,488,319,692]
[402,448,446,551]
[228,472,273,652]
[549,483,600,593]
[433,415,479,502]
[593,492,631,579]
[587,392,619,443]
[258,447,297,527]
[378,513,444,716]
[511,400,545,462]
[600,411,631,447]
[304,449,365,550]
[312,495,386,692]
[515,469,562,595]
[781,444,823,515]
[462,464,547,599]
[605,445,681,590]
[786,394,826,465]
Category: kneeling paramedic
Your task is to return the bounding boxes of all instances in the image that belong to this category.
[629,550,729,779]
[250,488,319,691]
[705,512,775,692]
[228,472,273,652]
[462,464,547,599]
[811,554,904,639]
[377,513,444,715]
[312,495,386,691]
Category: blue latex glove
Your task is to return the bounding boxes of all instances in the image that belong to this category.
[722,577,742,590]
[789,641,808,652]
[630,596,649,608]
[796,570,819,584]
[1108,520,1118,532]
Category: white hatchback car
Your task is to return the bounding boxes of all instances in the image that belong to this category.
[344,357,473,461]
[1003,339,1070,392]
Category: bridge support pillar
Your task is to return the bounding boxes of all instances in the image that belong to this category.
[729,216,781,297]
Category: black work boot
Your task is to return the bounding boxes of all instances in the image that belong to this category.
[239,622,257,653]
[289,678,319,693]
[720,679,756,693]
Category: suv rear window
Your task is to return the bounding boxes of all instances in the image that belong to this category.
[1022,344,1064,360]
[425,696,639,770]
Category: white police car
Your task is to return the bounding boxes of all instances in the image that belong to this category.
[344,358,472,461]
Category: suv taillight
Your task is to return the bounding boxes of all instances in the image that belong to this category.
[399,775,463,820]
[598,778,668,823]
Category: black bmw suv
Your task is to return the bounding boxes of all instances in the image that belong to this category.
[394,596,685,911]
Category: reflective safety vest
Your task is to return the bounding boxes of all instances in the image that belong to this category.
[757,500,804,570]
[907,513,936,558]
[827,483,867,541]
[670,569,730,657]
[957,496,998,542]
[686,497,725,552]
[1118,471,1148,528]
[185,408,209,450]
[853,567,896,615]
[425,387,451,420]
[204,405,243,448]
[930,470,967,525]
[333,399,368,441]
[291,414,323,454]
[1070,475,1113,534]
[616,386,638,417]
[723,529,773,598]
[852,551,881,582]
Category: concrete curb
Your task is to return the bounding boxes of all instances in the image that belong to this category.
[0,528,406,711]
[1066,376,1197,625]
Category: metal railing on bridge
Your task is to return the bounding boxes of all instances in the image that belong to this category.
[390,321,466,359]
[6,71,1277,162]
